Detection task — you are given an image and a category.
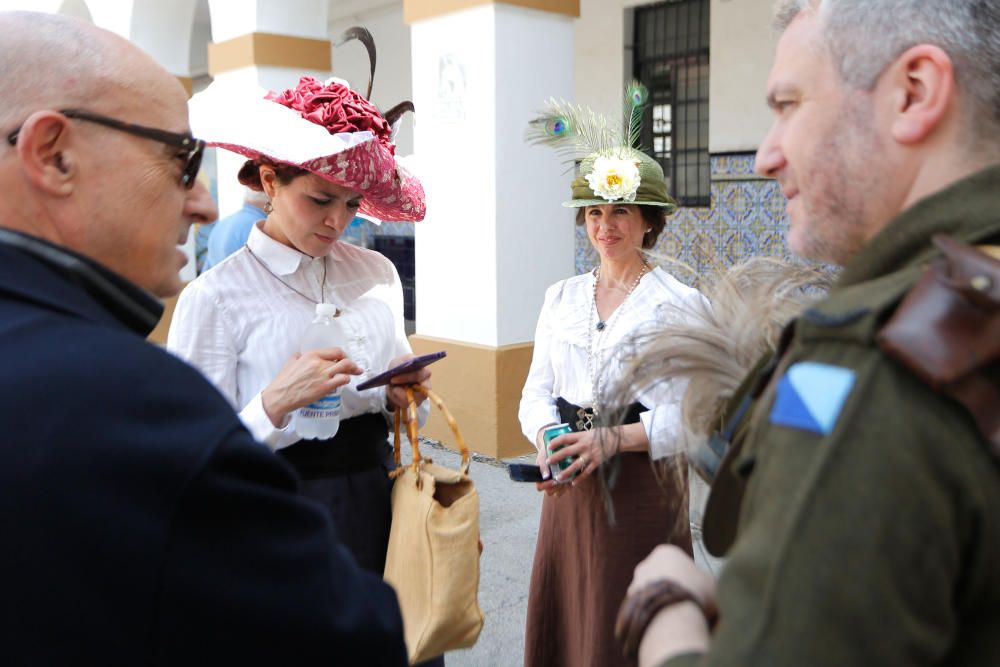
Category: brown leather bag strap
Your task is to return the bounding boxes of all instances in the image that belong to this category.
[878,235,1000,456]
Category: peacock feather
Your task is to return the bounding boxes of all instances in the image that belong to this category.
[623,80,649,149]
[526,81,650,162]
[525,97,621,161]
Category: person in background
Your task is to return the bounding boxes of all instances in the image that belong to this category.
[621,1,1000,665]
[203,186,268,270]
[518,86,704,667]
[0,10,407,664]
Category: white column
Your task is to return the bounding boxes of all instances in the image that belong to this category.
[408,1,577,457]
[79,0,133,36]
[129,0,199,77]
[412,4,575,347]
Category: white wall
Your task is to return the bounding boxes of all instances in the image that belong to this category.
[709,0,776,152]
[257,0,328,38]
[575,0,776,154]
[574,0,627,120]
[329,4,414,156]
[411,4,574,347]
[494,5,575,346]
[58,0,92,20]
[189,9,211,77]
[411,5,499,345]
[130,0,198,76]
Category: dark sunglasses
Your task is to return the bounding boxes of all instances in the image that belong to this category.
[6,109,205,189]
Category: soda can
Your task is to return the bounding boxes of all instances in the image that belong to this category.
[542,423,575,482]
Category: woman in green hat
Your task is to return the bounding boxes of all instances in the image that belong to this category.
[518,90,702,667]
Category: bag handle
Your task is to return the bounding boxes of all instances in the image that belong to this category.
[391,385,471,478]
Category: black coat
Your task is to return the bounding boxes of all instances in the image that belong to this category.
[0,230,407,666]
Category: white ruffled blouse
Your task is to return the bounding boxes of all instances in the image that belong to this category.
[518,266,704,460]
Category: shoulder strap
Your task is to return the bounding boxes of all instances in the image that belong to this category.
[877,235,1000,453]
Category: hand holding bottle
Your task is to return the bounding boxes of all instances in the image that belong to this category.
[262,347,361,428]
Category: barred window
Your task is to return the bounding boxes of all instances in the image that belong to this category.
[633,0,710,207]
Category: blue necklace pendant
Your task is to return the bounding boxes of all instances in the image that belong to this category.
[596,321,606,332]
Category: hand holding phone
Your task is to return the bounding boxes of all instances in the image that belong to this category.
[356,351,446,391]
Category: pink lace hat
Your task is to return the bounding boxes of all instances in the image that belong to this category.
[189,75,425,223]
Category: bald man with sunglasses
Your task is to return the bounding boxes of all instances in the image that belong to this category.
[0,11,408,665]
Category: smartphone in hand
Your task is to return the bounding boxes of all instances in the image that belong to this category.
[356,351,446,391]
[508,463,546,483]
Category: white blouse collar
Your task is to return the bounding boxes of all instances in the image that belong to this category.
[246,222,323,277]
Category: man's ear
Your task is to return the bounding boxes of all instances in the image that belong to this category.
[886,44,955,145]
[13,112,78,196]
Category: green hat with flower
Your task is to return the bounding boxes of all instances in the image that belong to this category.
[566,150,675,209]
[526,81,677,213]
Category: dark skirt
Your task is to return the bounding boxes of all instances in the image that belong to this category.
[280,413,445,667]
[280,413,395,573]
[524,402,692,667]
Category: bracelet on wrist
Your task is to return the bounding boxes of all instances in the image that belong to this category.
[615,578,717,664]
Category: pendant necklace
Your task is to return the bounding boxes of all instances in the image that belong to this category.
[593,259,650,332]
[585,257,651,426]
[245,244,328,305]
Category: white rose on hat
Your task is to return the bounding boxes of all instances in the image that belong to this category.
[585,156,641,203]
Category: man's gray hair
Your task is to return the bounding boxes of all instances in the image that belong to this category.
[774,0,1000,136]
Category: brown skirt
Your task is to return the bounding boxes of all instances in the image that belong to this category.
[523,453,691,667]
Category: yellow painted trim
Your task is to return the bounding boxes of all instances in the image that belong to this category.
[208,32,332,77]
[404,0,579,24]
[409,334,536,459]
[176,76,193,98]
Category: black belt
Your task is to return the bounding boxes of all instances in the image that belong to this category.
[279,412,391,479]
[556,397,646,433]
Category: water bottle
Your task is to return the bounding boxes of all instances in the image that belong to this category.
[295,303,345,440]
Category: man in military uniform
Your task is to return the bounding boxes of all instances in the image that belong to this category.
[616,0,1000,665]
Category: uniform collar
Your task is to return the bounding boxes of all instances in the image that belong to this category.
[807,164,1000,324]
[246,222,327,276]
[837,163,1000,288]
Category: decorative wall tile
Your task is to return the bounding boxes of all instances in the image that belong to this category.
[575,153,795,286]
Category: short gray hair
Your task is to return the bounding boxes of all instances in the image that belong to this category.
[773,0,1000,138]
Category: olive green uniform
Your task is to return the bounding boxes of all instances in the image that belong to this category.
[666,165,1000,666]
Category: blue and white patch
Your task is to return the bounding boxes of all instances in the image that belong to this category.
[769,362,856,435]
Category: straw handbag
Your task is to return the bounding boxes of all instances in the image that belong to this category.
[384,386,484,664]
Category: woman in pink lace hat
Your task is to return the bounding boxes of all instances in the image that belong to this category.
[168,77,439,665]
